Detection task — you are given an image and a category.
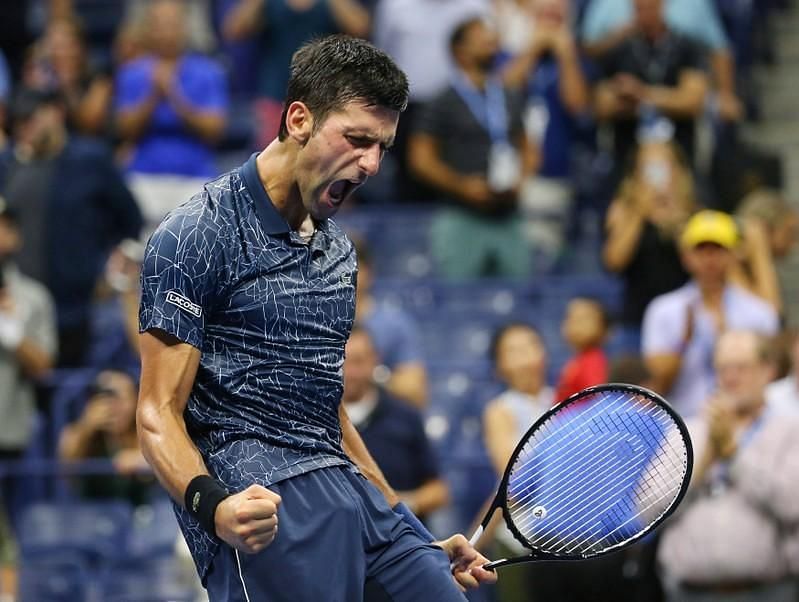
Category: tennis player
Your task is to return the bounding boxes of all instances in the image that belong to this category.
[137,35,496,601]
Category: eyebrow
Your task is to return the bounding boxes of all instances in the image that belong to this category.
[345,130,395,150]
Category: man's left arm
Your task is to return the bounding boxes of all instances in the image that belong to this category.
[643,69,708,119]
[340,403,398,505]
[339,405,497,590]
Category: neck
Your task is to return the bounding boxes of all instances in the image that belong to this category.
[461,64,488,90]
[697,280,725,305]
[515,379,543,397]
[735,399,765,423]
[257,143,308,231]
[642,22,667,41]
[342,386,378,407]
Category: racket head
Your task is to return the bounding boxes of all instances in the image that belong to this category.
[493,383,692,565]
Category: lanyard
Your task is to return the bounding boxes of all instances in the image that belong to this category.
[709,410,767,492]
[451,70,510,144]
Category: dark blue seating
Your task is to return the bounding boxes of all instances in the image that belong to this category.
[18,554,92,602]
[19,501,133,563]
[100,558,197,602]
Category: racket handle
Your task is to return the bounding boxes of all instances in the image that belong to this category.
[468,525,484,547]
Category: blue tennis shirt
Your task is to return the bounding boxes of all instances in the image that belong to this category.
[139,153,357,580]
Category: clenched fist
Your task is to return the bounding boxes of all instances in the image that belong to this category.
[215,484,282,554]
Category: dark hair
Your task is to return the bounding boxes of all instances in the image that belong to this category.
[570,296,613,332]
[449,16,485,55]
[9,87,64,123]
[489,321,542,364]
[278,35,409,141]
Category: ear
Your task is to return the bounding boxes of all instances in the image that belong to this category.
[284,101,313,145]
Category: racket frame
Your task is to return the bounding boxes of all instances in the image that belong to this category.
[474,383,693,569]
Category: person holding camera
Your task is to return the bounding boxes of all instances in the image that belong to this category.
[602,140,695,351]
[59,370,154,506]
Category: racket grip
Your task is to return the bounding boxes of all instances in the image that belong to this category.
[468,525,484,548]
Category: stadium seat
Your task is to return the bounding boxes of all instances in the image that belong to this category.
[18,554,92,602]
[19,501,133,563]
[100,558,197,602]
[128,498,181,560]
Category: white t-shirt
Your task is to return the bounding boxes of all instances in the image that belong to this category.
[766,376,799,416]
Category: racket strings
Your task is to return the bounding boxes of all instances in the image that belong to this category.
[507,391,661,505]
[512,398,680,540]
[503,390,689,557]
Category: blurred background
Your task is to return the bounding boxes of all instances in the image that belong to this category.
[0,0,798,600]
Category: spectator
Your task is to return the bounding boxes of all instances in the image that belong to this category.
[0,88,142,367]
[593,0,708,170]
[0,199,55,452]
[482,322,551,601]
[642,210,778,417]
[730,188,799,315]
[116,0,228,231]
[766,330,799,415]
[372,0,487,200]
[658,330,799,601]
[408,17,535,280]
[23,16,114,136]
[0,200,56,602]
[603,140,694,350]
[354,239,428,408]
[341,327,448,521]
[58,370,154,506]
[582,0,743,122]
[91,239,145,372]
[555,297,609,402]
[502,0,591,256]
[223,0,370,148]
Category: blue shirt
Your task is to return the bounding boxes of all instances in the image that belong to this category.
[356,390,439,495]
[581,0,729,50]
[115,54,228,178]
[257,0,337,100]
[361,303,424,368]
[526,56,592,179]
[139,154,357,580]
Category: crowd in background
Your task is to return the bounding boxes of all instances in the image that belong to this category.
[0,0,797,601]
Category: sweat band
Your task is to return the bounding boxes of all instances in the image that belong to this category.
[185,474,230,537]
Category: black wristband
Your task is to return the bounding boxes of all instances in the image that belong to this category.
[185,475,230,537]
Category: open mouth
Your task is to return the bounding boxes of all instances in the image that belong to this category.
[328,179,362,206]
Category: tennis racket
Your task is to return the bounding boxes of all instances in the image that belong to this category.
[471,383,693,570]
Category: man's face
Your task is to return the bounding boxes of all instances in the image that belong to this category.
[16,104,64,154]
[147,0,186,58]
[462,21,500,70]
[342,331,378,402]
[496,326,547,392]
[0,218,20,263]
[714,334,771,411]
[293,101,398,221]
[682,242,732,285]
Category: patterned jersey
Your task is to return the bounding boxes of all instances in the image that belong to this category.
[139,153,357,580]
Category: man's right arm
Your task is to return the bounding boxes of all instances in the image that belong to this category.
[137,329,281,554]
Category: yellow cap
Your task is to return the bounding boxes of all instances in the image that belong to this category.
[680,210,738,249]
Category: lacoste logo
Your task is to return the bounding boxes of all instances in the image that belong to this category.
[166,291,202,318]
[192,491,201,513]
[340,273,353,286]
